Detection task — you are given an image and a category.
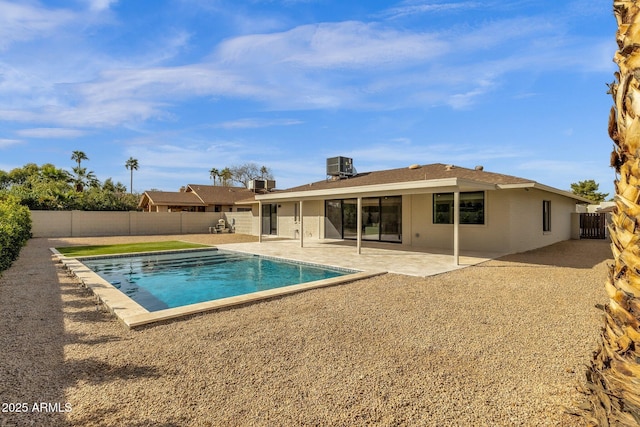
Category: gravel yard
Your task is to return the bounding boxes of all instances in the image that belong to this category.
[1,235,608,426]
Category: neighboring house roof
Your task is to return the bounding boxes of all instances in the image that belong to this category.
[138,185,258,209]
[255,163,591,203]
[140,191,205,207]
[185,185,256,205]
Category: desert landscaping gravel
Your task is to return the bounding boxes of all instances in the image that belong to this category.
[0,234,609,426]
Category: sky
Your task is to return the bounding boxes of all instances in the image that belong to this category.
[0,0,619,197]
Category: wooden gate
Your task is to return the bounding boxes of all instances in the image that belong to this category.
[580,213,607,239]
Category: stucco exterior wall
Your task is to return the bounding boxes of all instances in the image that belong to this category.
[302,200,322,239]
[408,191,511,253]
[405,188,579,254]
[271,201,322,239]
[276,202,297,238]
[506,188,576,253]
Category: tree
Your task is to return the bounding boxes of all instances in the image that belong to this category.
[229,163,274,188]
[260,165,269,179]
[0,163,138,211]
[584,1,640,424]
[570,179,609,202]
[71,150,88,169]
[219,167,232,187]
[209,168,219,185]
[125,157,139,194]
[72,166,99,192]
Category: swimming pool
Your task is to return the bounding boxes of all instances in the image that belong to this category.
[80,249,358,312]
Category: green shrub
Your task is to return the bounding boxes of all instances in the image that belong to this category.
[0,195,32,273]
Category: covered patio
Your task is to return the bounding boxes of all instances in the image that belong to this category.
[218,238,504,277]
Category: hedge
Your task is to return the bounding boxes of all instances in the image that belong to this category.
[0,195,32,273]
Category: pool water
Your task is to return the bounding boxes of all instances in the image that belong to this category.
[81,249,355,312]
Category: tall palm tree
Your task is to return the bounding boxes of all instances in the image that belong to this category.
[220,167,232,187]
[584,1,640,424]
[71,150,88,169]
[125,157,139,194]
[209,168,219,185]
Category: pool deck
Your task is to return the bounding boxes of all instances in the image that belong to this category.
[53,245,386,328]
[53,238,503,328]
[217,238,504,277]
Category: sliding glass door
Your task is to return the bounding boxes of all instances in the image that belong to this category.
[324,196,402,243]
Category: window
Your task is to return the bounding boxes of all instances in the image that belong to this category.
[324,196,402,242]
[543,200,551,232]
[433,191,485,224]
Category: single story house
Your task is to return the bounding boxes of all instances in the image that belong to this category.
[250,162,591,261]
[139,184,255,213]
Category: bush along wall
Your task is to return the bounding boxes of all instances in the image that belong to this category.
[0,195,32,273]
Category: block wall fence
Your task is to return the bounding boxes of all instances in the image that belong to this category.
[30,211,256,238]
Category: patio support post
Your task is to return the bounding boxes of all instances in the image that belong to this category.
[357,196,362,254]
[258,200,263,243]
[453,190,460,265]
[299,200,304,248]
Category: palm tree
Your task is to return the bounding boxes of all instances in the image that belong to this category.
[125,157,139,194]
[71,150,88,169]
[584,1,640,424]
[209,168,219,185]
[220,167,232,187]
[72,167,99,192]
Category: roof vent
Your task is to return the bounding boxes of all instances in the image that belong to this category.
[475,165,484,171]
[408,164,421,170]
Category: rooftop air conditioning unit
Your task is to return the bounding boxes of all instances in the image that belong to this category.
[326,156,354,178]
[249,179,266,191]
[266,180,276,190]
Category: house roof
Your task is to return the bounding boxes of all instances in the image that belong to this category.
[284,163,532,192]
[254,163,591,203]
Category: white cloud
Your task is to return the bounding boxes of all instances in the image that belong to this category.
[0,138,22,148]
[0,1,75,51]
[0,4,615,130]
[215,21,447,69]
[16,128,86,138]
[379,1,483,20]
[215,118,303,129]
[83,0,118,12]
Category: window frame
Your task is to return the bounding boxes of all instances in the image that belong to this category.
[433,191,485,225]
[543,200,551,232]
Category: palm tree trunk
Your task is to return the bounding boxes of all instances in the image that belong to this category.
[584,1,640,424]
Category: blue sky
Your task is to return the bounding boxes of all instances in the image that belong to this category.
[0,0,618,197]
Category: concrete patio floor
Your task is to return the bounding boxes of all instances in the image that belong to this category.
[217,238,506,277]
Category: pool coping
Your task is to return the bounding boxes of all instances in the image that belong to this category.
[51,247,386,328]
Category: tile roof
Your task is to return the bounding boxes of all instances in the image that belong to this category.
[279,163,533,193]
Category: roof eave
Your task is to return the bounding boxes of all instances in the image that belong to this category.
[497,182,592,203]
[255,178,498,202]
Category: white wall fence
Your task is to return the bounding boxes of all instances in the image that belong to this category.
[30,211,256,238]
